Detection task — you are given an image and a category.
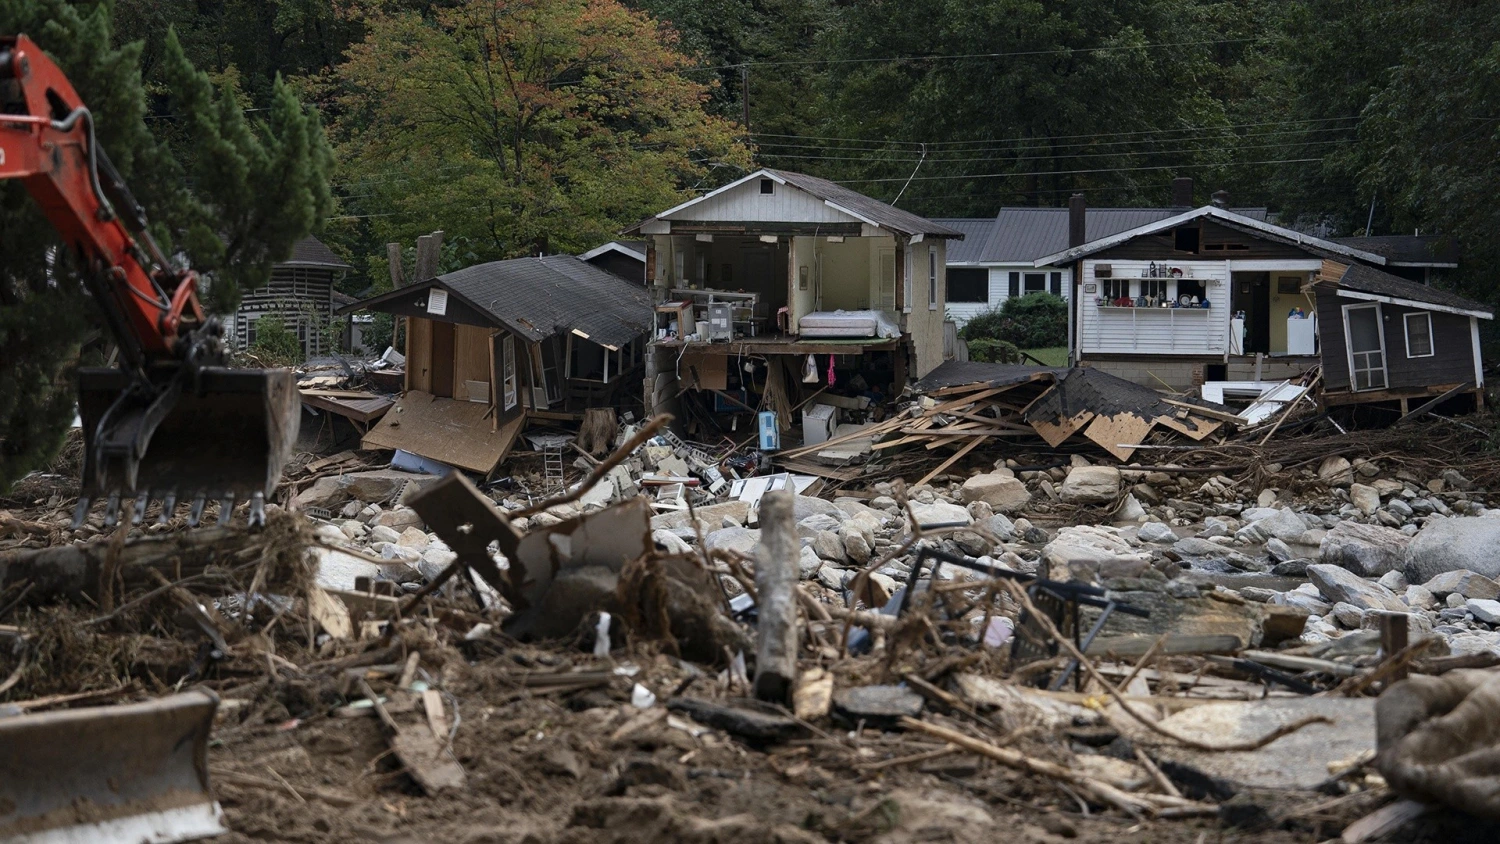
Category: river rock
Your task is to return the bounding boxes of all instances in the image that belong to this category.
[812,530,845,562]
[368,524,401,545]
[1042,525,1153,581]
[1306,563,1406,612]
[985,514,1016,542]
[1349,483,1381,516]
[910,501,972,527]
[1404,585,1438,610]
[1405,517,1500,583]
[1466,598,1500,625]
[1318,521,1410,577]
[1253,507,1313,544]
[799,546,824,579]
[960,473,1032,514]
[1318,456,1353,486]
[705,527,761,557]
[840,525,873,564]
[1137,522,1178,544]
[373,507,423,530]
[799,514,843,534]
[1421,569,1500,600]
[1060,466,1121,503]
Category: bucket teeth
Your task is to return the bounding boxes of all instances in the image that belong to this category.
[158,491,177,525]
[248,492,266,528]
[188,494,207,528]
[132,492,149,525]
[70,497,91,530]
[103,492,121,528]
[217,494,235,527]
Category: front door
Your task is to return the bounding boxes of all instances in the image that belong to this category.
[1344,303,1387,391]
[1232,273,1271,354]
[430,320,455,398]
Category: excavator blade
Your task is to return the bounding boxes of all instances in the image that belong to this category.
[78,366,299,523]
[0,690,225,843]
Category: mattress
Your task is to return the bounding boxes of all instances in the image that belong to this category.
[798,309,901,339]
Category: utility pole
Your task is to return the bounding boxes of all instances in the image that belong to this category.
[741,65,751,137]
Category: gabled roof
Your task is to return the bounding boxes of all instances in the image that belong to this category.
[338,255,653,347]
[1032,206,1387,267]
[625,168,964,239]
[1328,263,1492,319]
[1333,235,1459,267]
[938,207,1270,265]
[278,236,351,270]
[580,240,647,263]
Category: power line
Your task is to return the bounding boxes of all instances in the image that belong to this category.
[835,157,1325,184]
[756,138,1343,166]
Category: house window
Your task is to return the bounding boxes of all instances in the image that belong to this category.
[1050,271,1062,297]
[502,334,517,410]
[1023,272,1046,294]
[947,268,987,303]
[1142,278,1169,302]
[1404,312,1434,358]
[1344,303,1387,391]
[1101,278,1131,302]
[928,250,938,309]
[760,178,774,195]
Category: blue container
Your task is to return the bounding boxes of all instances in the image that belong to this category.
[758,410,780,451]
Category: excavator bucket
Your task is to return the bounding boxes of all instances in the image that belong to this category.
[0,690,225,843]
[77,366,299,525]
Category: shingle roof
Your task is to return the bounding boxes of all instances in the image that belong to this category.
[341,255,653,347]
[279,236,351,270]
[1332,235,1459,266]
[935,207,1270,264]
[762,170,965,239]
[1333,263,1492,317]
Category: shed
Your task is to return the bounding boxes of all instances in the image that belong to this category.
[338,255,653,473]
[231,236,351,358]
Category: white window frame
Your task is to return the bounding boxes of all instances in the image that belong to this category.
[502,334,517,410]
[1403,311,1434,358]
[1342,302,1388,392]
[928,249,938,309]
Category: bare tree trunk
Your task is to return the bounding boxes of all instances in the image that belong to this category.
[753,490,799,705]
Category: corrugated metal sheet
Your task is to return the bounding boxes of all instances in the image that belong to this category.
[935,207,1271,264]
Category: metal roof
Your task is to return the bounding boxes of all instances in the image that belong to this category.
[935,207,1269,265]
[278,236,351,270]
[1332,263,1492,319]
[1332,235,1459,267]
[1033,207,1388,267]
[625,169,964,239]
[764,170,964,239]
[340,255,653,347]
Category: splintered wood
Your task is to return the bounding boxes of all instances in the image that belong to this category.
[881,368,1234,469]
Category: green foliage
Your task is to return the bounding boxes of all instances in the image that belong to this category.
[326,0,752,264]
[960,293,1068,350]
[249,315,304,366]
[0,0,332,489]
[966,338,1021,365]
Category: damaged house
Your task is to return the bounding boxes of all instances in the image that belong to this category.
[1032,200,1480,401]
[625,168,964,437]
[229,235,352,358]
[338,255,653,474]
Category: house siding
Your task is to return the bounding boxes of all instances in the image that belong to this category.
[1316,290,1477,393]
[667,177,859,225]
[1077,259,1230,356]
[232,266,336,357]
[906,239,947,377]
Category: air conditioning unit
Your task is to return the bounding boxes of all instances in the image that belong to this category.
[706,302,733,341]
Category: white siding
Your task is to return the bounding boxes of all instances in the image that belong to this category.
[1077,259,1230,356]
[667,178,859,225]
[945,265,1072,326]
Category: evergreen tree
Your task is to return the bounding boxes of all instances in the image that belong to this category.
[0,0,333,489]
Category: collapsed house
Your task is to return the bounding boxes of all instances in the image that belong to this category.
[337,255,652,474]
[625,169,965,436]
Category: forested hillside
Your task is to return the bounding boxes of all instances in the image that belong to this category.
[16,0,1500,294]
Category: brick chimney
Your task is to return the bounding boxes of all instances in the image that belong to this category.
[1171,177,1193,207]
[1068,193,1086,248]
[1211,189,1230,209]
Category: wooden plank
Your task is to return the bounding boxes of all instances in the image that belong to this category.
[1162,398,1244,424]
[305,450,357,473]
[1084,413,1155,462]
[361,391,520,474]
[1154,413,1223,441]
[914,437,984,487]
[771,459,862,482]
[1029,411,1093,448]
[1395,382,1472,425]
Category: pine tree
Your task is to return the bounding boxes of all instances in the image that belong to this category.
[0,0,333,489]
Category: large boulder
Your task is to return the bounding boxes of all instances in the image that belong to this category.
[792,495,842,522]
[1059,466,1121,503]
[1319,522,1410,577]
[909,501,972,527]
[1318,456,1353,486]
[1042,525,1153,582]
[292,476,345,511]
[704,527,761,557]
[1252,507,1314,544]
[1306,563,1407,612]
[1405,517,1500,583]
[1422,569,1500,601]
[1349,483,1381,516]
[651,501,749,531]
[960,474,1032,514]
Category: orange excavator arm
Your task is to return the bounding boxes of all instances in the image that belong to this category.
[2,35,297,528]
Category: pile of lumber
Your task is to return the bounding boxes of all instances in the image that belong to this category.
[773,362,1238,485]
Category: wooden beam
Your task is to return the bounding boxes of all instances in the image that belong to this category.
[913,437,983,487]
